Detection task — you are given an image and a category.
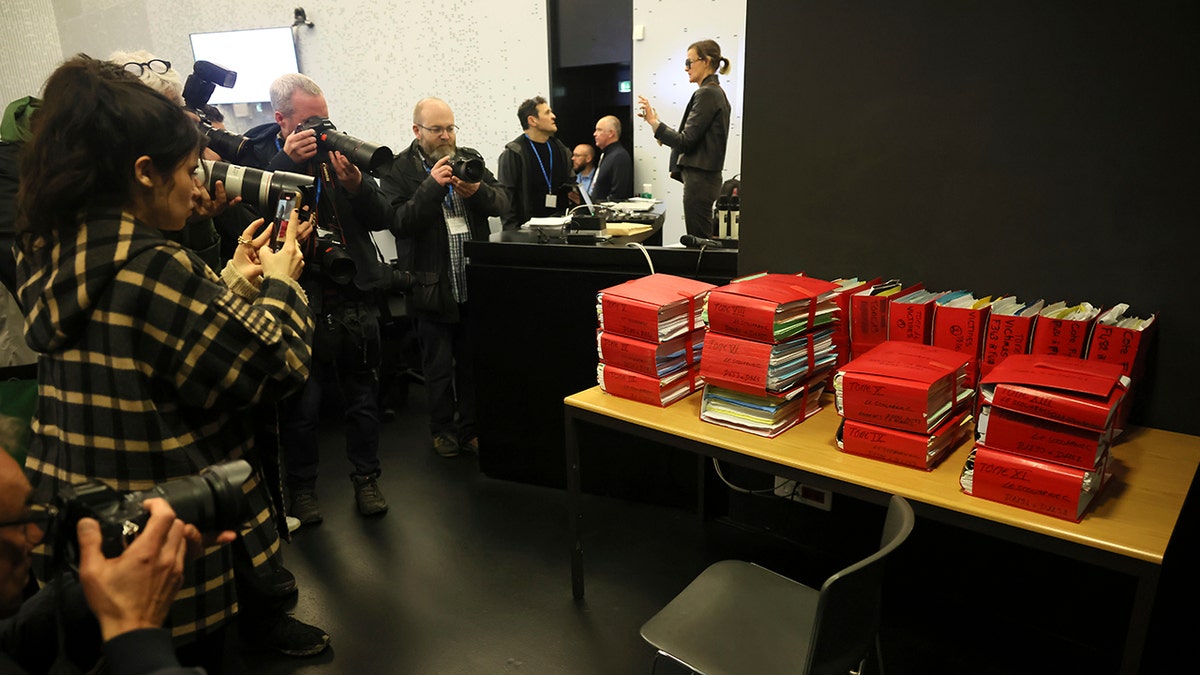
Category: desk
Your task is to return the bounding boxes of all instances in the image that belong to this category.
[491,203,666,247]
[564,386,1200,675]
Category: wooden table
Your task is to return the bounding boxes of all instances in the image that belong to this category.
[564,386,1200,675]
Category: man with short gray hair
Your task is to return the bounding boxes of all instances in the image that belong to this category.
[589,114,633,201]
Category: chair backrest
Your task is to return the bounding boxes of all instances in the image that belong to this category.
[803,495,915,675]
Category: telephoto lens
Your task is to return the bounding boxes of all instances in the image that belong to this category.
[199,159,313,212]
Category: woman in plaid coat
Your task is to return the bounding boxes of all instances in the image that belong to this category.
[13,56,312,667]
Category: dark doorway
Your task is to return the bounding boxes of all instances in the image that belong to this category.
[548,0,634,160]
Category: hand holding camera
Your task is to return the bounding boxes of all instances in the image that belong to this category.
[284,127,321,165]
[76,498,236,641]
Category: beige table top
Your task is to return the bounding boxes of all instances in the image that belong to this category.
[566,386,1200,565]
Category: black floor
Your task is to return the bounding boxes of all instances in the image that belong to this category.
[239,384,1190,675]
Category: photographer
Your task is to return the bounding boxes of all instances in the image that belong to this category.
[1,450,236,674]
[242,73,392,523]
[15,56,313,671]
[377,97,508,458]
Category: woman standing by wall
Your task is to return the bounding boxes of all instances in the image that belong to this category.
[638,39,732,237]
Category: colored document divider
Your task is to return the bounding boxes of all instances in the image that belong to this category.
[596,362,702,407]
[596,328,704,378]
[931,301,991,388]
[849,281,922,359]
[961,445,1109,522]
[979,354,1128,431]
[705,274,841,344]
[836,342,972,434]
[596,273,716,343]
[977,405,1110,471]
[699,376,826,438]
[837,407,973,470]
[699,329,834,396]
[1029,301,1101,359]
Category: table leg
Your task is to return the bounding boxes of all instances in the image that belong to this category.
[566,410,585,599]
[1118,564,1160,675]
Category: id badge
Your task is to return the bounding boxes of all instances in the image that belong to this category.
[446,215,470,236]
[544,193,557,209]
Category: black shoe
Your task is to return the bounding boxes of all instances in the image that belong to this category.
[433,433,459,457]
[256,563,297,599]
[352,473,389,516]
[289,490,323,526]
[261,615,330,657]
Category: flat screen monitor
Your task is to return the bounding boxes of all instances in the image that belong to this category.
[189,26,299,104]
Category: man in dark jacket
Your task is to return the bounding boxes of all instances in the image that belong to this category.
[243,73,392,522]
[377,97,508,457]
[589,115,634,202]
[496,96,574,229]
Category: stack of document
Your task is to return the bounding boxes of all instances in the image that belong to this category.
[699,274,843,436]
[594,274,716,407]
[700,377,826,438]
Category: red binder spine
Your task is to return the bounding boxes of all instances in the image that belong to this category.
[889,299,936,344]
[932,305,990,388]
[599,297,661,342]
[979,313,1035,379]
[1030,315,1097,359]
[840,412,970,470]
[699,333,775,395]
[597,331,659,376]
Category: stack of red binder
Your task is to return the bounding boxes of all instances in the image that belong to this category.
[960,354,1128,522]
[833,342,975,470]
[698,274,841,437]
[595,273,716,406]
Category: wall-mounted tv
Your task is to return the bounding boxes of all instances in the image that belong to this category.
[189,26,299,104]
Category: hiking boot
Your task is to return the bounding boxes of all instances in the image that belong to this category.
[351,473,389,516]
[460,435,479,455]
[433,433,459,457]
[289,490,322,526]
[262,614,330,657]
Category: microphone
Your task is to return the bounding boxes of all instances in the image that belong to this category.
[680,234,726,248]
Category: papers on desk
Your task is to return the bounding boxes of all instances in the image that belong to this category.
[607,200,656,212]
[604,222,653,237]
[523,216,572,230]
[699,377,825,438]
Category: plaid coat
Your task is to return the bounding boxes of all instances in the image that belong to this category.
[16,210,312,641]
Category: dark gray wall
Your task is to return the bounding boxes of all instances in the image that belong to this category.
[741,0,1199,434]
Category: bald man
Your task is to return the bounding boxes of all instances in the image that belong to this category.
[377,98,508,458]
[589,115,634,201]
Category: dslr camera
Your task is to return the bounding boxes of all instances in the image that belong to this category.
[46,460,251,562]
[295,116,393,171]
[450,154,484,183]
[373,260,438,296]
[182,61,253,162]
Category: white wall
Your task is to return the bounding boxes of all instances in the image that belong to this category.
[0,0,63,107]
[632,0,746,245]
[41,0,549,168]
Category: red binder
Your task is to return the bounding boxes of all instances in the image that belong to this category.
[849,280,922,359]
[827,277,879,387]
[962,445,1109,522]
[977,405,1110,471]
[597,363,701,407]
[888,288,947,344]
[597,273,716,343]
[838,408,972,470]
[980,354,1127,431]
[837,342,972,433]
[596,328,704,378]
[705,274,840,343]
[1029,301,1101,359]
[979,297,1044,379]
[931,296,991,389]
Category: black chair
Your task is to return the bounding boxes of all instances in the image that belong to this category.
[639,494,915,675]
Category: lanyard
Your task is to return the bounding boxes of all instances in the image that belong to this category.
[524,135,553,193]
[421,152,457,210]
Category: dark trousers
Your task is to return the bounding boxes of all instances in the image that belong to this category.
[416,302,477,441]
[281,321,382,491]
[680,167,723,237]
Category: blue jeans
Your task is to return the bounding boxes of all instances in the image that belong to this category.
[416,302,477,441]
[282,306,382,491]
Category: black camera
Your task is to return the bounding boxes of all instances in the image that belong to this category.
[309,231,357,285]
[183,61,252,162]
[295,116,393,171]
[49,460,251,561]
[450,154,484,183]
[373,260,437,295]
[199,159,313,213]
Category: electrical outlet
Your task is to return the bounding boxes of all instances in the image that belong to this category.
[773,476,833,511]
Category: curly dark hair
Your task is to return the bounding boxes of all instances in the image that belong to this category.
[16,54,202,262]
[517,96,547,130]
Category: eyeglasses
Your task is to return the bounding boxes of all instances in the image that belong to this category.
[123,59,171,76]
[684,57,705,69]
[417,124,459,136]
[0,503,54,546]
